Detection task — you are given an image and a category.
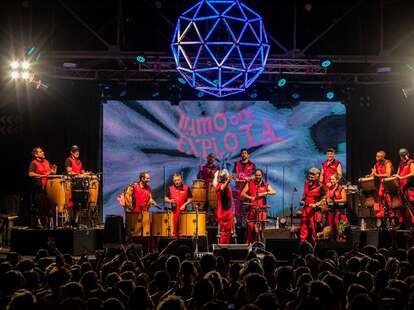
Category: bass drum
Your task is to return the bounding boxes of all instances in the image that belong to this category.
[178,212,206,237]
[152,212,174,237]
[191,179,207,211]
[125,211,151,237]
[46,176,70,212]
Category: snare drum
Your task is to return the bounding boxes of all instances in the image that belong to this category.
[191,179,207,210]
[46,176,70,213]
[178,212,206,237]
[125,211,151,237]
[151,212,174,237]
[358,176,376,192]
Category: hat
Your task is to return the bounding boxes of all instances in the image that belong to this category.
[70,145,80,153]
[308,167,321,175]
[399,148,409,157]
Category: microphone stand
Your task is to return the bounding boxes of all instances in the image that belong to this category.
[290,187,298,229]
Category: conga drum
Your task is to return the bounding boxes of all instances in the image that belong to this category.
[46,176,70,212]
[191,179,207,210]
[358,176,376,208]
[207,184,218,210]
[88,175,100,207]
[125,211,151,237]
[178,211,206,237]
[383,176,402,208]
[151,212,174,236]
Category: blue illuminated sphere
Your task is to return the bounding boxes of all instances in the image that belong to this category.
[171,0,270,97]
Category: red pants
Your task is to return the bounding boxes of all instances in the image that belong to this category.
[218,209,233,244]
[245,208,266,244]
[173,210,180,239]
[300,206,316,244]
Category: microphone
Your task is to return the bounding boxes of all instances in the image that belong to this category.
[293,187,298,192]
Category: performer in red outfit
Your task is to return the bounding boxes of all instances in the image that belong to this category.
[370,150,393,218]
[65,145,85,176]
[215,169,234,244]
[326,173,348,241]
[132,171,156,212]
[28,147,57,227]
[233,149,256,223]
[197,153,218,188]
[165,173,192,238]
[320,148,343,186]
[396,148,414,227]
[300,168,325,245]
[241,169,276,244]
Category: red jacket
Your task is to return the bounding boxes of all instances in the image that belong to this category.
[322,159,341,185]
[132,183,151,212]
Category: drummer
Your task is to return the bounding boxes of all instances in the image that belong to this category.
[65,145,85,176]
[325,173,348,241]
[370,150,393,219]
[241,168,276,244]
[396,148,414,227]
[164,173,192,238]
[28,147,57,228]
[131,171,157,212]
[65,145,86,226]
[233,148,256,223]
[215,169,234,244]
[197,153,218,188]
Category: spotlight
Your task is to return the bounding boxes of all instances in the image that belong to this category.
[21,61,30,70]
[248,86,258,99]
[197,91,205,98]
[10,61,19,69]
[136,55,146,63]
[277,78,287,88]
[325,90,335,100]
[402,86,414,99]
[320,58,332,69]
[21,71,31,80]
[291,92,301,100]
[11,71,19,79]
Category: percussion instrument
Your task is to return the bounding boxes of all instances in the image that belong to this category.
[125,211,151,237]
[88,175,100,207]
[151,212,174,237]
[71,174,100,208]
[191,179,207,211]
[383,176,403,208]
[207,184,218,209]
[358,176,376,192]
[45,175,70,212]
[178,212,207,237]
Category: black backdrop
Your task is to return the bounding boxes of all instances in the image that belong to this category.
[1,80,413,213]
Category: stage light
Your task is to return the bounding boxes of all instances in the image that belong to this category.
[325,90,335,100]
[277,78,287,88]
[402,85,414,99]
[197,91,205,98]
[10,61,19,69]
[21,61,30,70]
[11,71,19,79]
[136,55,146,63]
[320,58,332,69]
[291,92,301,100]
[21,71,31,80]
[26,47,36,56]
[178,77,186,85]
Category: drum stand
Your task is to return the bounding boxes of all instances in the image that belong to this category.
[166,207,172,238]
[194,204,200,256]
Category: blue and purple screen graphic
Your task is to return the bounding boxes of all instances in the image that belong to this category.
[103,100,346,219]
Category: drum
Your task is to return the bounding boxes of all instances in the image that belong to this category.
[88,175,100,207]
[46,176,70,212]
[178,211,206,237]
[207,184,218,210]
[358,176,376,192]
[152,212,174,236]
[125,211,151,237]
[383,176,403,208]
[191,179,207,210]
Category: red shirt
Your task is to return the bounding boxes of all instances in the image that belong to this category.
[29,159,51,190]
[132,183,151,212]
[399,159,414,189]
[303,180,325,205]
[198,164,218,188]
[247,180,269,206]
[233,160,255,180]
[375,159,393,179]
[322,159,341,185]
[65,156,83,174]
[169,184,190,210]
[326,184,344,201]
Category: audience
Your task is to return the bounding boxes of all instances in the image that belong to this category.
[2,240,414,310]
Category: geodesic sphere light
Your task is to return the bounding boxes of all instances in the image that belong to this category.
[171,0,270,97]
